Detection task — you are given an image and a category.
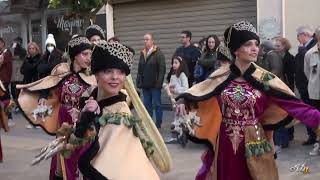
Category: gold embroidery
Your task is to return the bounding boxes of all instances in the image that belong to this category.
[226,125,244,154]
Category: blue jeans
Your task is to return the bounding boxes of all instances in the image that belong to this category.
[274,127,289,147]
[142,88,163,128]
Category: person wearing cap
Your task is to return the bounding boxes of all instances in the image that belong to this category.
[175,21,320,180]
[85,24,105,45]
[16,36,96,180]
[37,34,63,79]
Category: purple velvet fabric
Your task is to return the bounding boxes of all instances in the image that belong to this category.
[196,149,214,180]
[48,74,91,180]
[49,106,90,180]
[270,97,320,128]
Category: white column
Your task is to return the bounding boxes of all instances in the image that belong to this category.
[41,9,47,50]
[106,2,114,40]
[28,14,32,43]
[257,0,283,40]
[21,15,28,48]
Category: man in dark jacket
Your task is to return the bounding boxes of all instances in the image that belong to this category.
[136,33,166,128]
[173,30,201,86]
[295,26,318,145]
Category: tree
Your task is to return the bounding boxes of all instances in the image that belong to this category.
[48,0,107,22]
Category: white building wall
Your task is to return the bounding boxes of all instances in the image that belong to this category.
[257,0,283,40]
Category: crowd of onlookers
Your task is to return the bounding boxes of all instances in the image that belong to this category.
[0,24,319,155]
[135,27,320,153]
[0,34,64,128]
[254,26,320,156]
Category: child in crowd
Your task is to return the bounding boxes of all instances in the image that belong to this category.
[168,56,189,98]
[165,56,189,144]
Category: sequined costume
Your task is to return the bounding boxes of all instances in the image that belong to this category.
[48,72,92,180]
[177,63,320,180]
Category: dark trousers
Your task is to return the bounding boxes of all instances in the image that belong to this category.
[274,127,289,147]
[142,88,163,128]
[299,90,317,140]
[274,116,293,146]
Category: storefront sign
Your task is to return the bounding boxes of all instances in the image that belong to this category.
[54,16,84,32]
[0,26,16,36]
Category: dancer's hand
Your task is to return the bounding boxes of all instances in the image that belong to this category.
[176,103,187,117]
[84,97,100,114]
[38,98,48,106]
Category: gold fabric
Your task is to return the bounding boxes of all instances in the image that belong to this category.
[124,75,172,173]
[16,63,97,91]
[92,101,159,180]
[16,63,97,135]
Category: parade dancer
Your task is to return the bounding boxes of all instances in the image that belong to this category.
[16,36,95,180]
[175,21,320,180]
[85,24,105,44]
[30,40,172,180]
[75,40,162,179]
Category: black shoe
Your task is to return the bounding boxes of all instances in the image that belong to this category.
[302,138,316,146]
[282,144,289,148]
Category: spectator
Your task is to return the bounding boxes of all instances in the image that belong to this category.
[173,30,201,86]
[20,42,42,129]
[257,40,283,77]
[20,42,42,84]
[197,35,221,82]
[295,26,318,146]
[258,40,291,151]
[37,34,63,79]
[304,27,320,155]
[136,33,166,128]
[165,55,189,144]
[275,37,295,90]
[0,38,13,127]
[198,37,207,53]
[11,37,27,60]
[274,37,296,142]
[168,56,189,98]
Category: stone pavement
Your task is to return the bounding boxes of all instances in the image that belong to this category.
[0,111,320,180]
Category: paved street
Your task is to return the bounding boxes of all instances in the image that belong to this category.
[0,111,320,180]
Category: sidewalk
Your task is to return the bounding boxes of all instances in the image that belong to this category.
[0,111,320,180]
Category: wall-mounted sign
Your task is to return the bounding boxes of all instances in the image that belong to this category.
[54,16,84,34]
[47,9,88,49]
[259,17,281,40]
[0,25,16,36]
